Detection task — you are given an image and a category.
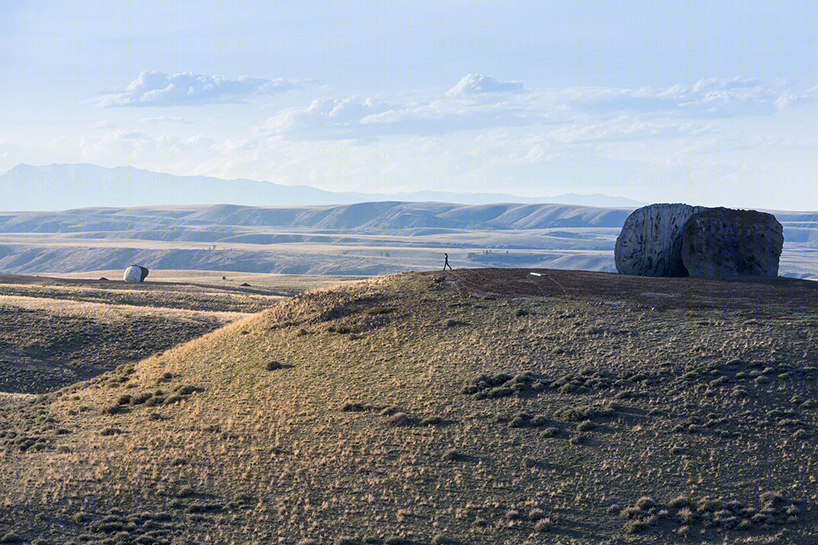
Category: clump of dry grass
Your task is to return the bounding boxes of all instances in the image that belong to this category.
[462,371,543,400]
[365,307,393,315]
[539,427,559,438]
[384,412,408,426]
[614,491,802,537]
[553,402,616,422]
[442,449,461,461]
[265,360,284,370]
[0,532,22,543]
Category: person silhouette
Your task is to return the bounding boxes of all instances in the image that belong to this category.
[443,253,453,270]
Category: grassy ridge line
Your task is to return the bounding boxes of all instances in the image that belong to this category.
[0,272,364,395]
[0,294,252,322]
[0,271,815,544]
[0,274,297,395]
[51,269,373,291]
[0,281,286,314]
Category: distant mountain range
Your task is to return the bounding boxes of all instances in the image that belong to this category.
[0,163,644,211]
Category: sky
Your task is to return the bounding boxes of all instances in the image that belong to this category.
[1,0,816,210]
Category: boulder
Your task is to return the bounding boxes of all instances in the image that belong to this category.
[615,203,708,277]
[681,208,783,277]
[123,265,149,283]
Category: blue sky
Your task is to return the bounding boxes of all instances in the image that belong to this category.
[1,0,816,209]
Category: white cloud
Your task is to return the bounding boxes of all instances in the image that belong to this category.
[547,118,711,144]
[256,75,814,142]
[262,97,394,138]
[5,73,814,209]
[97,71,303,107]
[574,77,814,118]
[261,75,540,140]
[140,116,198,124]
[445,74,524,97]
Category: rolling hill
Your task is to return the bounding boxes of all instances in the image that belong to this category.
[0,272,298,394]
[0,269,815,544]
[1,201,816,279]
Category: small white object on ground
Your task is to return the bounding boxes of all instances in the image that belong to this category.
[123,265,149,283]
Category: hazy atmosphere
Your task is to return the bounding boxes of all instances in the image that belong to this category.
[2,0,816,210]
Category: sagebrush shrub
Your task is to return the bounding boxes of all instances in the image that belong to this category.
[534,517,554,531]
[175,385,198,395]
[0,532,22,543]
[385,412,407,426]
[442,449,460,461]
[101,404,125,415]
[539,427,559,438]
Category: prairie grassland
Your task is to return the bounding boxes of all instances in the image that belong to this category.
[0,275,288,313]
[0,294,248,322]
[0,270,816,544]
[0,274,300,394]
[51,269,372,294]
[0,272,366,394]
[0,392,33,407]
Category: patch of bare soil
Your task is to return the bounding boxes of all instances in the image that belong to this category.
[442,268,818,313]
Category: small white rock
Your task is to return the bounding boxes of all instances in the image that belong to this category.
[123,265,149,283]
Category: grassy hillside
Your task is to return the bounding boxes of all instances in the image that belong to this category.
[0,272,334,394]
[0,270,816,544]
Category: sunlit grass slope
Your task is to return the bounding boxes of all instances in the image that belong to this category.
[0,271,816,544]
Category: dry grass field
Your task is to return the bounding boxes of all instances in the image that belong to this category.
[0,269,816,544]
[0,272,362,394]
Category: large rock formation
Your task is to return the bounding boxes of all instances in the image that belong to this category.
[123,265,149,283]
[681,208,783,277]
[615,203,707,277]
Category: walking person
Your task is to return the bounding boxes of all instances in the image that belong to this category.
[443,253,453,270]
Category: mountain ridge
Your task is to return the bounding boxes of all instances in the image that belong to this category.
[1,163,645,210]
